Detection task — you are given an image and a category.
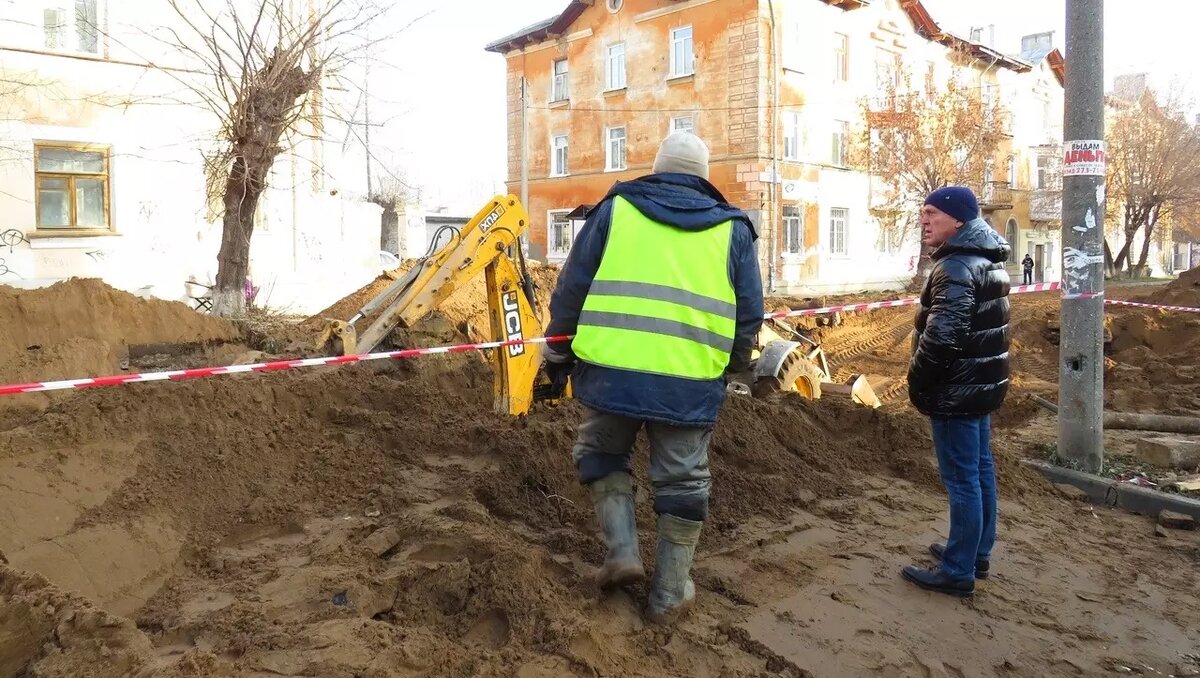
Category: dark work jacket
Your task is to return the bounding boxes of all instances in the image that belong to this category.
[908,218,1012,418]
[545,173,764,427]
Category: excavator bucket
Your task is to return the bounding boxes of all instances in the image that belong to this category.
[820,374,883,409]
[751,338,881,408]
[316,319,358,356]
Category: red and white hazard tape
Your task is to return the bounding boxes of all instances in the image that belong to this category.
[767,282,1062,319]
[0,336,573,396]
[2,282,1197,397]
[1103,299,1200,313]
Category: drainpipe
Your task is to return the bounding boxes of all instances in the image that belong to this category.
[766,0,780,293]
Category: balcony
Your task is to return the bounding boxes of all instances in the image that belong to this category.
[1031,189,1062,222]
[979,181,1013,211]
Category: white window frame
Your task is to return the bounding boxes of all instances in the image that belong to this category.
[831,120,849,167]
[784,112,801,161]
[829,207,848,256]
[670,25,695,78]
[783,205,803,255]
[833,33,849,82]
[551,59,569,102]
[550,134,568,177]
[670,114,695,135]
[605,126,627,171]
[606,42,627,91]
[42,0,102,55]
[547,209,574,261]
[1007,155,1017,186]
[1036,154,1050,189]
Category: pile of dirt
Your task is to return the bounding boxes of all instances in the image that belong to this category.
[0,278,236,363]
[0,279,241,427]
[0,331,1055,675]
[1139,265,1200,307]
[302,263,561,346]
[0,564,154,677]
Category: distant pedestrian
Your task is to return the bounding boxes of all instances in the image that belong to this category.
[904,186,1011,598]
[1022,253,1035,285]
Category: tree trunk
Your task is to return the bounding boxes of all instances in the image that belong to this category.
[1134,206,1161,278]
[1103,239,1115,278]
[213,155,265,317]
[907,243,933,292]
[1112,227,1137,275]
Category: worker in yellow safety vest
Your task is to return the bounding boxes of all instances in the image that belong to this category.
[543,132,764,624]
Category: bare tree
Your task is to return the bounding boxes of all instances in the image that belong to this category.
[158,0,387,316]
[855,56,1009,289]
[1106,90,1200,278]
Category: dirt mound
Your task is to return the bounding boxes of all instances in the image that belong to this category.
[0,279,242,427]
[0,564,154,677]
[302,264,561,346]
[0,278,236,362]
[0,339,1053,675]
[1140,265,1200,307]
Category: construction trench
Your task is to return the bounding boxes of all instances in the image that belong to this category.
[1,269,1199,677]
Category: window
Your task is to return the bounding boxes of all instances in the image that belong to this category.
[670,115,695,135]
[43,0,99,54]
[925,62,936,95]
[670,26,694,77]
[35,143,110,232]
[1005,218,1019,247]
[551,59,569,102]
[606,0,622,12]
[551,135,568,176]
[875,48,898,91]
[548,210,574,259]
[1007,156,1017,186]
[829,208,848,255]
[606,43,627,91]
[1036,154,1051,189]
[833,33,849,82]
[831,120,848,167]
[783,112,801,160]
[606,126,627,171]
[783,206,803,254]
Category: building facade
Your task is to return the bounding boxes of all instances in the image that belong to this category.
[486,0,1065,294]
[0,0,382,314]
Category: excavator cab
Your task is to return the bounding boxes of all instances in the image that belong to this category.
[315,195,570,416]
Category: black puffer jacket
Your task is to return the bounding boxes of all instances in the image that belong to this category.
[908,218,1011,417]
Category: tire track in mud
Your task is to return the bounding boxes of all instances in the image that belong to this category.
[826,311,913,398]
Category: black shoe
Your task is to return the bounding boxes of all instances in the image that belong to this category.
[929,543,990,580]
[902,564,975,597]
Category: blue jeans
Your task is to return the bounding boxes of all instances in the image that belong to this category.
[930,415,997,580]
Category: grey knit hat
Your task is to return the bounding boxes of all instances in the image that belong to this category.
[652,132,709,180]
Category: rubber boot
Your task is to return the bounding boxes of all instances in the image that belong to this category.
[646,513,702,625]
[588,472,645,589]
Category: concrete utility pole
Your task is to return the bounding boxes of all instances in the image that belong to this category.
[1059,0,1106,473]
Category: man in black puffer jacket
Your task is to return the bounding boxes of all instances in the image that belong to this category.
[903,186,1010,598]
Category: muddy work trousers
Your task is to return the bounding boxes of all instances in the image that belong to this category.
[572,407,713,522]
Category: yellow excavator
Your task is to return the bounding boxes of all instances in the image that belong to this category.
[315,195,880,415]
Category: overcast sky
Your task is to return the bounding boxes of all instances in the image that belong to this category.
[369,1,1193,212]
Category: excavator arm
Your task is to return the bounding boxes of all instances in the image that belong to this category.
[315,195,569,415]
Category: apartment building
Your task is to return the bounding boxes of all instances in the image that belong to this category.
[0,1,381,313]
[486,0,1065,294]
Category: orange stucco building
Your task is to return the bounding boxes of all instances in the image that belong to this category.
[486,0,1062,293]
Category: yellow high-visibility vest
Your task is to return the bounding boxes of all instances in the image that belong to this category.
[573,196,736,380]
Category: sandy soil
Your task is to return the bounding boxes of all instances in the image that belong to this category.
[0,276,1197,677]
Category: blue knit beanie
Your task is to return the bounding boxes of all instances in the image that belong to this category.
[924,186,979,224]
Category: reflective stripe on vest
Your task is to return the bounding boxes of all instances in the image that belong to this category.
[573,195,736,381]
